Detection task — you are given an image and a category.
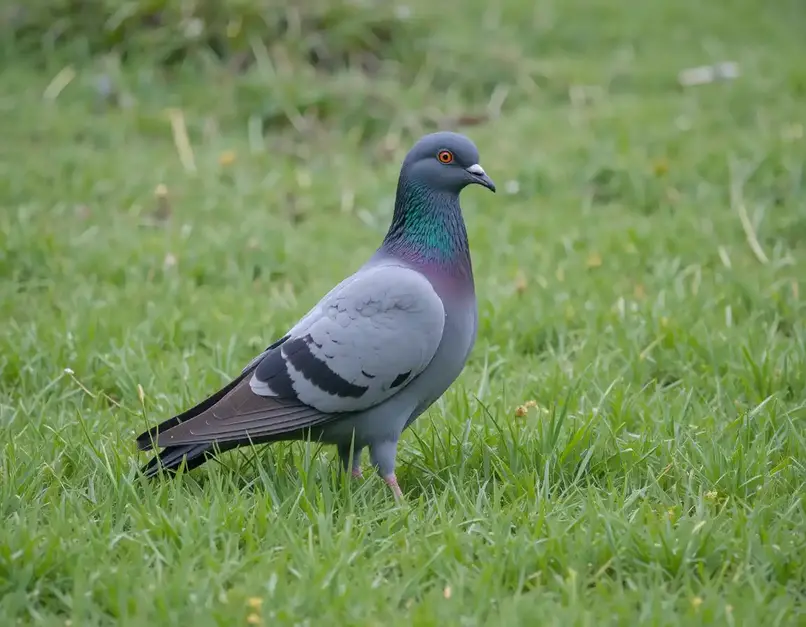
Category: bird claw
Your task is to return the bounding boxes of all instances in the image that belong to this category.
[383,473,403,500]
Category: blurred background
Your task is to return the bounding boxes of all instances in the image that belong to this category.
[2,0,804,386]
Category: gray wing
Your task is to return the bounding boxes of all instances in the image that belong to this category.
[151,264,445,446]
[251,263,446,411]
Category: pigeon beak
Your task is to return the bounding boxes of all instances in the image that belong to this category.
[465,164,496,193]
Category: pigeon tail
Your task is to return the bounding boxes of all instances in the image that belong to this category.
[140,442,217,477]
[135,368,253,451]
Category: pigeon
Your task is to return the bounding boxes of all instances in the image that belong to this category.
[136,131,496,498]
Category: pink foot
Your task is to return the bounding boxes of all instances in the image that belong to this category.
[352,467,363,479]
[383,473,403,499]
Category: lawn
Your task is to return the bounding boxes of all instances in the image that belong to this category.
[1,0,806,625]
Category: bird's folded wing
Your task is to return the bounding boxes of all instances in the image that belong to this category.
[152,378,334,446]
[152,264,446,446]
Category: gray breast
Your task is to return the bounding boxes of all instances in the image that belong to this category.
[404,295,478,427]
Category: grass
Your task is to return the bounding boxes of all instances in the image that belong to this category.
[1,0,806,624]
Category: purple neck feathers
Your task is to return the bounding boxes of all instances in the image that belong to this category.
[379,176,473,282]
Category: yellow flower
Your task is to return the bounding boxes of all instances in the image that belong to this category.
[219,150,237,166]
[586,253,602,268]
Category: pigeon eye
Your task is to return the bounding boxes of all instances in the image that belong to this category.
[437,150,454,164]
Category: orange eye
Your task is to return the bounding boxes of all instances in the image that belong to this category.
[437,150,454,164]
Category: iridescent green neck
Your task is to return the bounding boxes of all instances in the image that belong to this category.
[381,177,471,270]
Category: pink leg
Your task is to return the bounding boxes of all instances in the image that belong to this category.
[338,443,364,480]
[383,473,403,499]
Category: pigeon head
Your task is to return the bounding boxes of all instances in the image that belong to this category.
[381,131,493,272]
[401,131,496,194]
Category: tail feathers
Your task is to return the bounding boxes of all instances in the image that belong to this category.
[136,370,251,451]
[137,336,298,477]
[141,442,231,478]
